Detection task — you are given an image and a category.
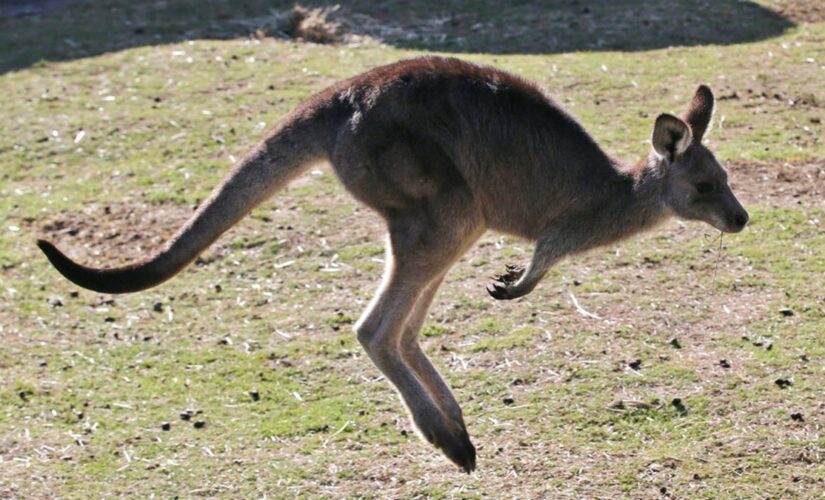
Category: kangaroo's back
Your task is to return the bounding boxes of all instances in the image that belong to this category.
[323,56,619,239]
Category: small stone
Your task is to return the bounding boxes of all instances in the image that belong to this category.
[104,317,115,323]
[193,420,206,429]
[161,422,171,431]
[249,390,260,402]
[669,338,681,349]
[180,409,200,421]
[719,359,731,368]
[152,302,163,312]
[502,397,515,406]
[628,359,642,370]
[672,398,687,414]
[790,412,804,422]
[775,378,793,388]
[779,308,794,317]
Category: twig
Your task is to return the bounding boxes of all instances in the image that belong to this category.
[323,420,353,447]
[567,290,606,322]
[712,231,724,285]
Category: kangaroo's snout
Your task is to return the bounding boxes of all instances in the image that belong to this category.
[725,209,749,233]
[721,184,749,233]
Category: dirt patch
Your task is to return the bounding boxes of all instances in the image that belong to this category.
[727,159,825,207]
[37,201,195,265]
[771,0,825,23]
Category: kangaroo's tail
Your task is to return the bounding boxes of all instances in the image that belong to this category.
[38,107,332,294]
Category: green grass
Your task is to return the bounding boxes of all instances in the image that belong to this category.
[1,0,824,498]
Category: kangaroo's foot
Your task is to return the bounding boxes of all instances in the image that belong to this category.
[415,411,476,473]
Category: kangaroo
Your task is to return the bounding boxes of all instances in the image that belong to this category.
[38,56,749,472]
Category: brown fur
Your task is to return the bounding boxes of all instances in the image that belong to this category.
[38,57,749,472]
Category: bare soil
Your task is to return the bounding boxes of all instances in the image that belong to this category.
[37,201,196,264]
[728,158,825,206]
[771,0,825,23]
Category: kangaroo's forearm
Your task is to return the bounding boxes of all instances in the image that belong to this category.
[488,234,567,300]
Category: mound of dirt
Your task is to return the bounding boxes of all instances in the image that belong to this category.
[235,4,386,46]
[277,5,347,44]
[233,4,452,47]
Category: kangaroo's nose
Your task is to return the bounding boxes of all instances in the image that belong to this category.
[734,212,749,229]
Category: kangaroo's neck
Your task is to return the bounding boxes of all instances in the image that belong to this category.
[625,158,669,230]
[571,154,669,252]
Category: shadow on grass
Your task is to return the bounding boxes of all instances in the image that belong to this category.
[0,0,795,74]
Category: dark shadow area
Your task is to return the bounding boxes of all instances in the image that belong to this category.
[0,0,798,74]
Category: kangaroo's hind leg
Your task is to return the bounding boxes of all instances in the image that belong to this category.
[355,194,483,472]
[399,272,467,431]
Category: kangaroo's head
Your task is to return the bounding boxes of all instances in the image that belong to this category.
[650,86,749,233]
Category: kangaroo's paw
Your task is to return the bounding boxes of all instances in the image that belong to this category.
[486,264,525,300]
[412,408,476,473]
[422,416,477,473]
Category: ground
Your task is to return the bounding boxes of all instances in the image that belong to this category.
[0,1,823,498]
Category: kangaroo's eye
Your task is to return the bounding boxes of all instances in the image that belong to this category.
[695,182,714,194]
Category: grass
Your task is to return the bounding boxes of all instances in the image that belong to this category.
[1,0,824,498]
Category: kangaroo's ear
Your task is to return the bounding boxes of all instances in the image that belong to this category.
[652,113,692,162]
[683,85,714,142]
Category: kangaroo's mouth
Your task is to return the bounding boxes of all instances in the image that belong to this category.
[708,211,749,233]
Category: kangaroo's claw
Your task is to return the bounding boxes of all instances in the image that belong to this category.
[502,264,525,282]
[487,281,510,300]
[422,416,477,473]
[487,264,526,300]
